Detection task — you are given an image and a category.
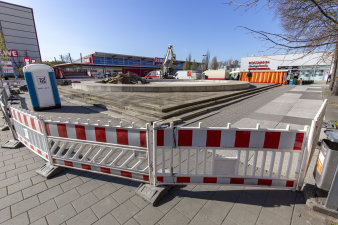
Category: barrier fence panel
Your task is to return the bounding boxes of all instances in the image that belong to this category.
[298,99,327,188]
[153,123,308,190]
[10,106,50,160]
[45,119,151,183]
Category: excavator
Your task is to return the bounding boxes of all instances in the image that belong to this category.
[145,44,177,79]
[161,44,176,79]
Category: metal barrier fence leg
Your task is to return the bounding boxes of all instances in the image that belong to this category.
[1,89,22,149]
[36,115,64,178]
[135,122,173,206]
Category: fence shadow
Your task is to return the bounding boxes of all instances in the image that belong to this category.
[157,185,301,207]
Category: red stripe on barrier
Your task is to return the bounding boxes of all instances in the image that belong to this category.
[23,115,29,127]
[140,131,147,147]
[38,121,43,133]
[230,178,244,184]
[263,132,281,149]
[286,180,294,187]
[258,179,272,186]
[177,177,190,183]
[203,177,217,183]
[143,175,149,181]
[81,164,91,170]
[30,145,34,150]
[45,123,51,136]
[53,158,56,163]
[75,125,86,140]
[30,118,36,131]
[121,171,132,178]
[234,131,250,148]
[64,161,73,167]
[157,130,164,146]
[37,150,42,155]
[116,129,128,145]
[178,130,193,146]
[157,176,163,183]
[95,127,106,142]
[11,108,17,120]
[57,124,68,138]
[293,133,304,150]
[24,140,28,145]
[206,130,221,147]
[46,155,48,159]
[100,167,110,174]
[17,111,22,123]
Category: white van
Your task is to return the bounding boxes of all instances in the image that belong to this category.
[175,70,201,79]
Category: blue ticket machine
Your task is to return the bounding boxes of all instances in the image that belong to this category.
[23,64,61,111]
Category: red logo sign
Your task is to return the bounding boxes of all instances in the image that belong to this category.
[83,58,91,63]
[0,50,18,57]
[154,57,164,65]
[24,58,37,66]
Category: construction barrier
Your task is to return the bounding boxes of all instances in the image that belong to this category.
[153,123,308,190]
[240,71,287,84]
[45,119,151,183]
[10,106,50,161]
[0,91,327,192]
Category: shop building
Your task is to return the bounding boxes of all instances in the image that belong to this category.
[0,1,41,77]
[59,52,186,78]
[240,52,332,81]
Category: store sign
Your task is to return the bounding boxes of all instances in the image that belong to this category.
[0,50,18,57]
[83,57,91,63]
[2,61,14,73]
[248,60,270,70]
[154,57,164,65]
[24,58,37,66]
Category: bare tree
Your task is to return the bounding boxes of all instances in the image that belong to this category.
[229,0,338,95]
[210,56,219,70]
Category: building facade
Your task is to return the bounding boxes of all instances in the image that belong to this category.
[241,52,332,81]
[0,1,41,77]
[68,52,186,77]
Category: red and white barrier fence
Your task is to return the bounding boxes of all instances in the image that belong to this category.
[153,122,308,190]
[45,119,151,183]
[9,106,50,161]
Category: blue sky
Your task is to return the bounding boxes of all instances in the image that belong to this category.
[5,0,282,62]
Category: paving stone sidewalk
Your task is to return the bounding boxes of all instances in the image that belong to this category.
[0,85,336,225]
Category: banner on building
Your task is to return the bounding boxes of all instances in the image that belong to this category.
[0,50,18,57]
[154,57,164,65]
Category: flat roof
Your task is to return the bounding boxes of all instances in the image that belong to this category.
[54,63,160,69]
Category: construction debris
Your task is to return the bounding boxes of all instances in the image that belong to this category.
[102,72,147,84]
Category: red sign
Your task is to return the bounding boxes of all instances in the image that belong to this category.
[31,59,36,63]
[24,58,30,66]
[154,57,164,65]
[248,60,270,70]
[0,50,18,57]
[83,57,91,63]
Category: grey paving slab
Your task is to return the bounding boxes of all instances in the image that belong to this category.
[92,213,120,225]
[174,197,206,220]
[271,93,302,104]
[22,182,47,199]
[76,179,104,196]
[1,212,29,225]
[92,182,117,200]
[91,195,119,219]
[0,175,18,188]
[11,195,40,217]
[0,187,6,198]
[133,204,164,225]
[5,166,27,178]
[255,102,295,116]
[30,217,48,225]
[158,208,190,225]
[30,175,46,185]
[286,99,323,119]
[60,177,84,192]
[71,191,98,213]
[233,118,278,128]
[111,200,140,224]
[280,115,312,126]
[28,199,58,222]
[0,207,11,223]
[65,208,98,225]
[111,185,138,204]
[54,188,81,208]
[124,218,140,225]
[7,179,31,195]
[45,173,69,188]
[45,204,77,225]
[0,191,23,211]
[300,92,323,100]
[37,185,63,203]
